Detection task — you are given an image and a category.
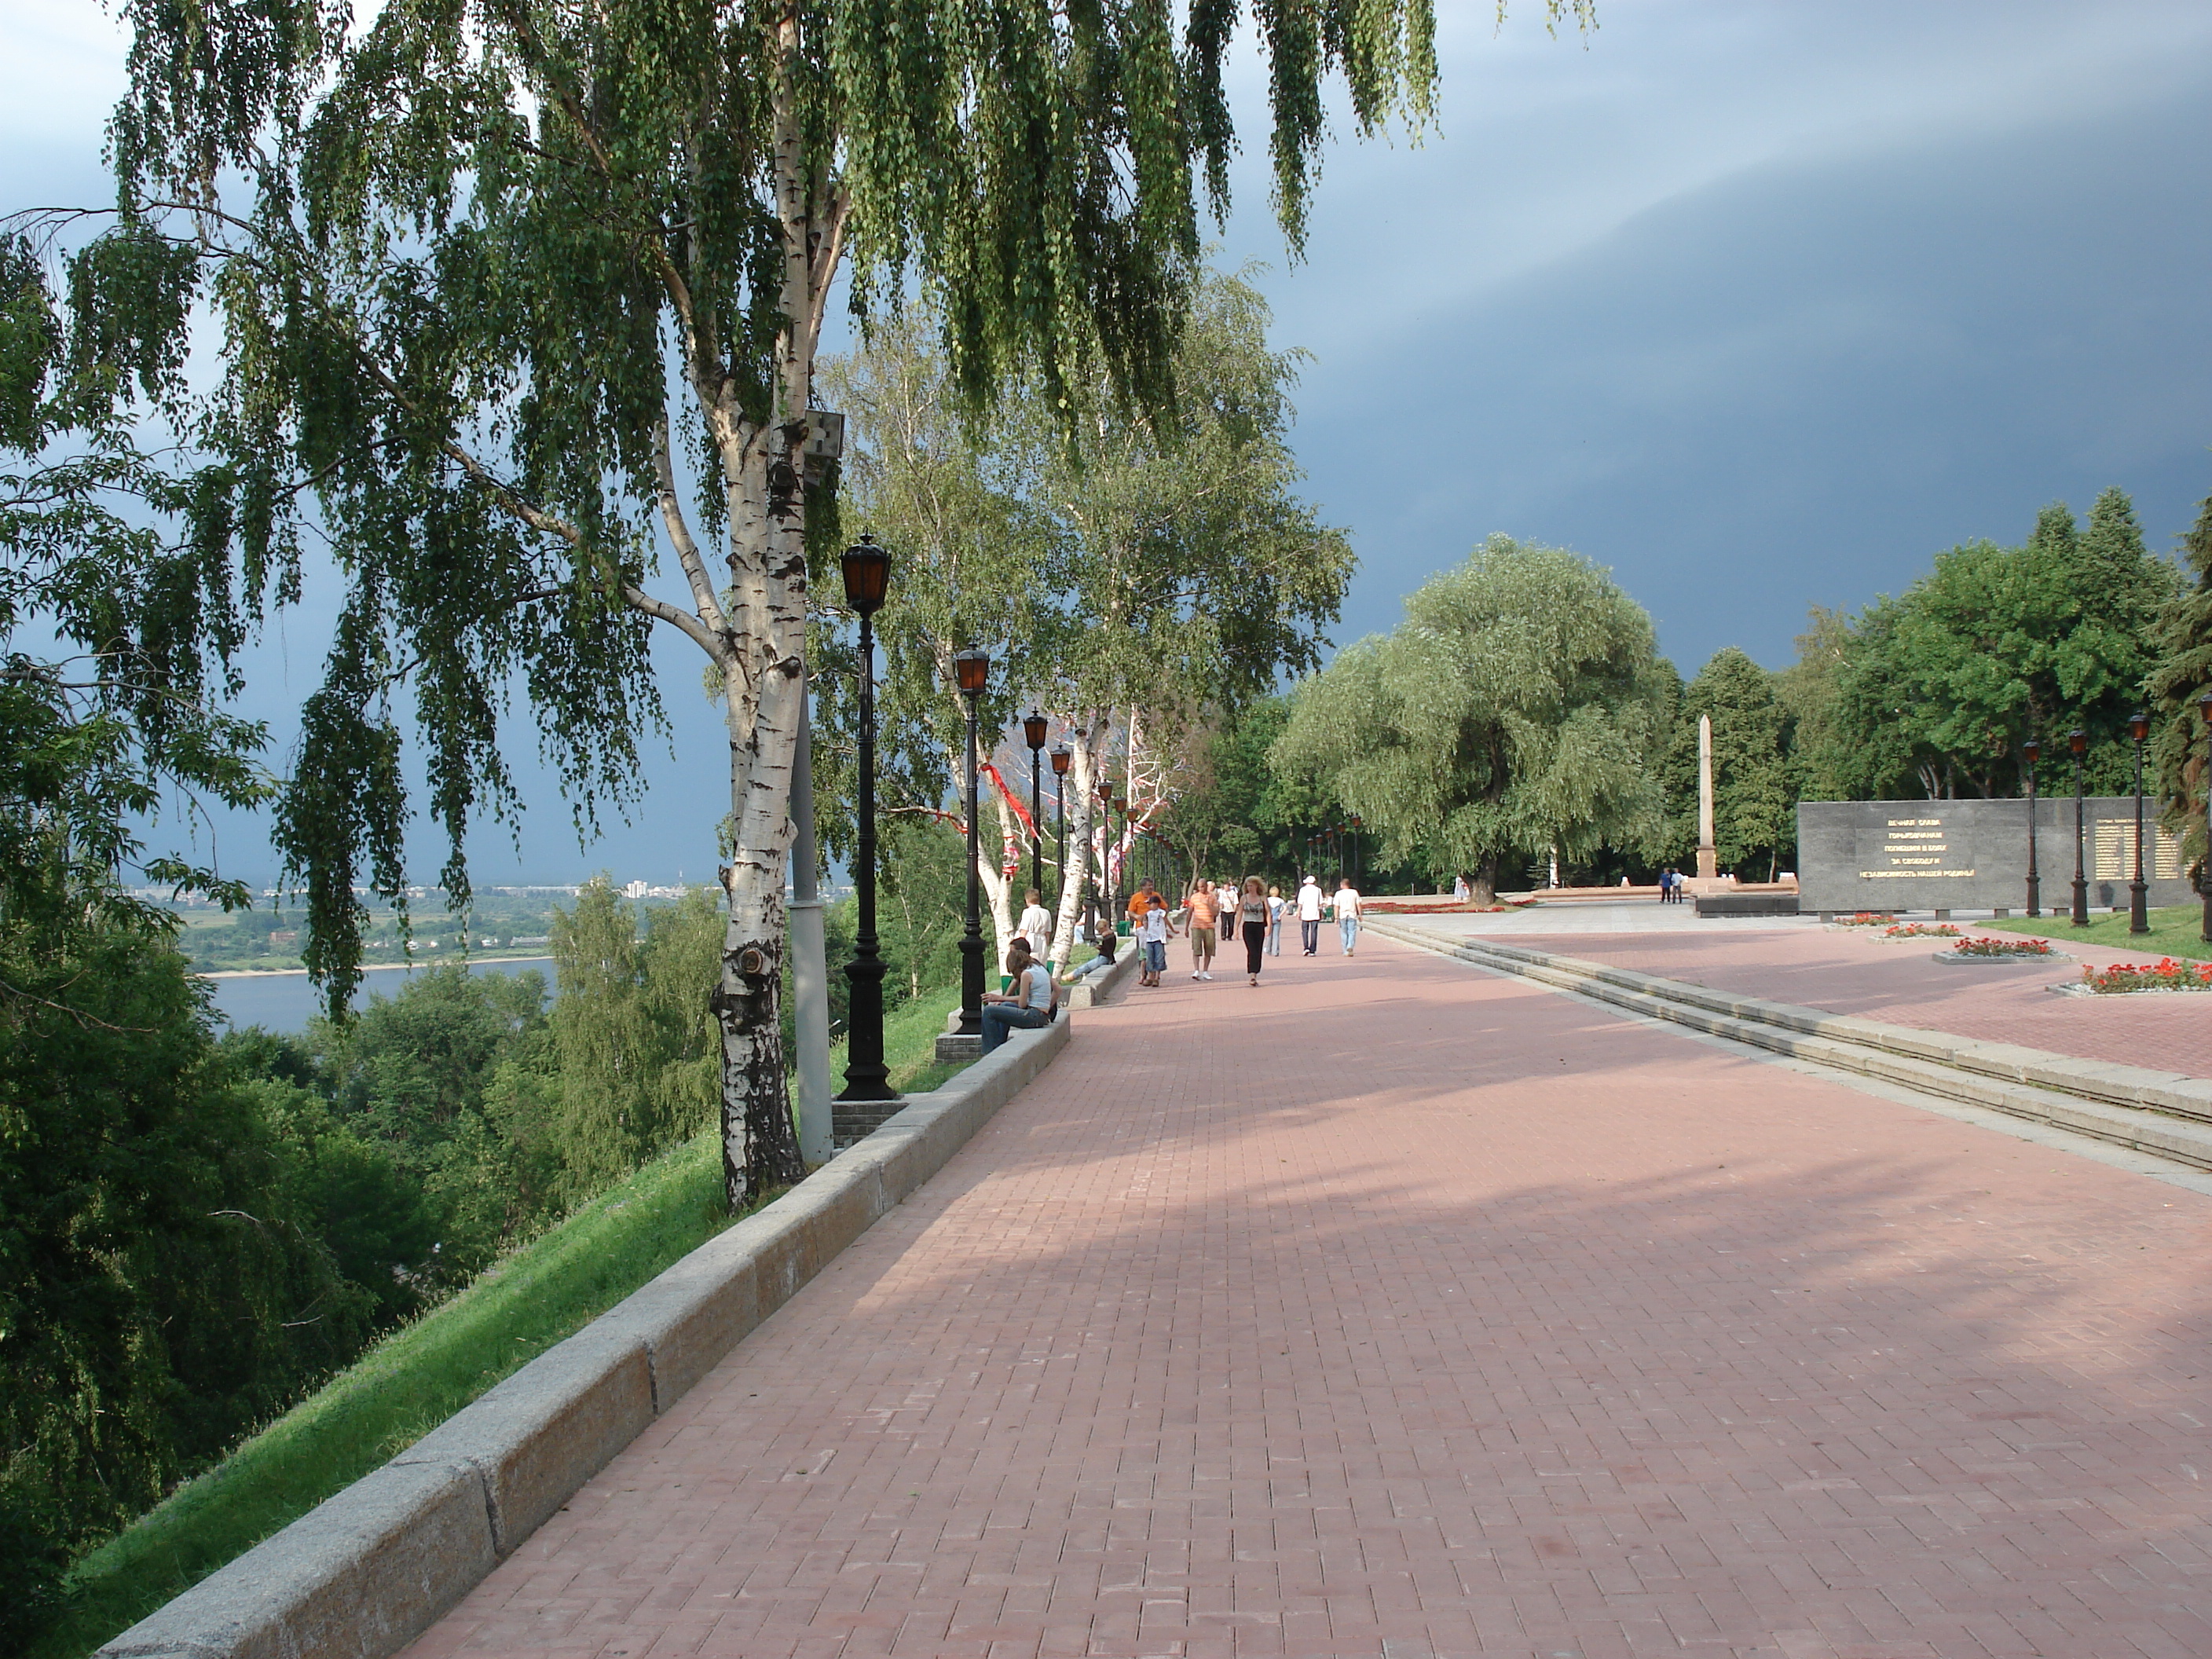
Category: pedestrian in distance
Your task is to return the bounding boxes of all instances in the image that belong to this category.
[1134,892,1177,986]
[1296,873,1324,955]
[1016,886,1053,965]
[1266,884,1285,956]
[1452,871,1470,903]
[1236,876,1270,986]
[1186,877,1219,980]
[1334,873,1362,955]
[979,937,1057,1053]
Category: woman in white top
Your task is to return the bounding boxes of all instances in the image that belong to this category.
[1016,887,1053,965]
[980,937,1057,1053]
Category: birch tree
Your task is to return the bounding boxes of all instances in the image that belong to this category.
[70,0,1577,1205]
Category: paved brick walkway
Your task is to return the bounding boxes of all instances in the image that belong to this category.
[1394,921,2210,1080]
[407,935,2212,1659]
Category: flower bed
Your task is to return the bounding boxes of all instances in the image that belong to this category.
[1952,935,2052,958]
[2079,958,2212,993]
[1833,912,1897,928]
[1884,922,1961,938]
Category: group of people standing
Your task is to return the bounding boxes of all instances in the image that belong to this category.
[1119,871,1363,989]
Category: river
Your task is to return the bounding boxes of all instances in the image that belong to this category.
[202,958,556,1034]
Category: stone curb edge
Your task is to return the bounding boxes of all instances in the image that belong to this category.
[1366,918,2212,1170]
[97,1016,1075,1659]
[1062,941,1140,1009]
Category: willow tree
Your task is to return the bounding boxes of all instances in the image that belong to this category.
[1273,536,1668,902]
[82,0,1582,1203]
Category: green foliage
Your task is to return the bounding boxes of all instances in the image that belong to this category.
[2147,489,2212,876]
[1272,536,1668,899]
[34,1127,744,1659]
[1802,493,2180,801]
[540,882,723,1201]
[1152,698,1321,886]
[811,269,1357,856]
[0,916,367,1641]
[1662,647,1798,878]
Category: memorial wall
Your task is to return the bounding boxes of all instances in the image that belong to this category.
[1796,797,2199,914]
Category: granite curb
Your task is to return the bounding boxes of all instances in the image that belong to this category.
[97,1014,1073,1659]
[1368,917,2212,1170]
[1062,941,1140,1009]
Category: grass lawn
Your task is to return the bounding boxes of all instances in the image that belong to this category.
[1979,903,2212,964]
[44,978,966,1659]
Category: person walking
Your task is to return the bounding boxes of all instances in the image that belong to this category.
[1016,886,1053,965]
[1126,876,1158,933]
[1186,877,1219,980]
[1134,891,1176,986]
[979,937,1057,1053]
[1236,876,1270,986]
[1334,873,1362,956]
[1265,884,1285,956]
[1296,873,1324,955]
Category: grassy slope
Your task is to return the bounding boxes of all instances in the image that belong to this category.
[45,978,965,1659]
[1979,903,2212,965]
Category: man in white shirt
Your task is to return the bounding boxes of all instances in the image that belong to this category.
[1016,887,1053,965]
[1333,876,1362,956]
[1295,874,1324,956]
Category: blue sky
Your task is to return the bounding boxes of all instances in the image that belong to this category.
[5,0,2210,885]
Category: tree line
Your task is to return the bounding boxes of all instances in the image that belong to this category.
[1149,483,2210,902]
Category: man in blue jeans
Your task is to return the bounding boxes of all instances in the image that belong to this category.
[1334,875,1361,956]
[981,939,1057,1053]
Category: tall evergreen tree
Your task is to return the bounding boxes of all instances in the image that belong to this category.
[2148,488,2212,877]
[70,0,1585,1206]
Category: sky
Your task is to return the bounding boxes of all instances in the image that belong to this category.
[5,0,2210,886]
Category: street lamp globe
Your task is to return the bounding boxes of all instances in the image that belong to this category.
[840,534,890,615]
[953,645,990,694]
[1023,709,1049,750]
[1050,742,1071,777]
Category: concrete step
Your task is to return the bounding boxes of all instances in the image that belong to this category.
[1368,918,2212,1172]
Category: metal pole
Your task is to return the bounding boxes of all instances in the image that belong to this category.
[2130,715,2150,935]
[2023,740,2040,917]
[959,692,984,1035]
[1031,747,1044,897]
[837,612,896,1104]
[2070,731,2089,927]
[788,679,833,1163]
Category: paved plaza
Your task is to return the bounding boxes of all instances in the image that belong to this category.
[406,927,2212,1659]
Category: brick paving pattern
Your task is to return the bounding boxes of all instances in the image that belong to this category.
[1440,923,2211,1080]
[405,934,2212,1659]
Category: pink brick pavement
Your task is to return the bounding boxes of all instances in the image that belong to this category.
[404,933,2212,1659]
[1439,925,2211,1081]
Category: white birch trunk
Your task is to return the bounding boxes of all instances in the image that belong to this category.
[1049,713,1107,967]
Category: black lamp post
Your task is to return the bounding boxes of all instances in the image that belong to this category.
[1350,815,1362,886]
[2199,691,2212,945]
[1023,709,1048,898]
[1050,742,1071,956]
[2069,727,2089,927]
[835,537,897,1102]
[2022,737,2041,917]
[1096,778,1113,934]
[2129,710,2151,935]
[954,645,990,1035]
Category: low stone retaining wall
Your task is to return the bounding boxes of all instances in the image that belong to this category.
[101,1015,1073,1659]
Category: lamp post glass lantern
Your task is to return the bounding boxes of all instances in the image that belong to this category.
[836,536,896,1104]
[2129,710,2151,935]
[2022,738,2041,917]
[1050,743,1071,959]
[954,646,990,1035]
[2069,727,2089,927]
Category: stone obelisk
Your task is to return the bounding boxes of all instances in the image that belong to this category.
[1696,712,1719,881]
